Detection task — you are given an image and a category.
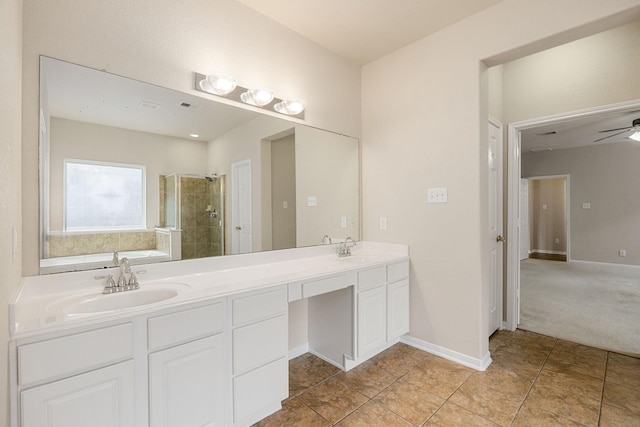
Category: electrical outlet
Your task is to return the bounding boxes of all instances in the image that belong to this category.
[283,201,288,209]
[619,249,626,257]
[555,238,560,244]
[341,216,347,228]
[427,188,448,203]
[307,196,317,207]
[582,203,591,209]
[379,216,387,230]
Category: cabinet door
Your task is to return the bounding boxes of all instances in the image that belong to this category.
[387,279,410,339]
[21,360,135,427]
[357,285,387,357]
[149,334,225,427]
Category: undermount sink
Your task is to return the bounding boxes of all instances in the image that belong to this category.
[46,283,189,316]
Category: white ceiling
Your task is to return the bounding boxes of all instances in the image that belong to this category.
[521,109,640,154]
[43,57,261,142]
[235,0,503,64]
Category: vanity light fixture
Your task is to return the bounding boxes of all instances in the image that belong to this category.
[274,99,307,116]
[629,131,640,142]
[195,72,306,118]
[240,88,275,107]
[199,74,237,96]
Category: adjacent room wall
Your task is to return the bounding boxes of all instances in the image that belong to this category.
[528,178,567,255]
[1,0,22,423]
[362,0,640,362]
[523,143,640,265]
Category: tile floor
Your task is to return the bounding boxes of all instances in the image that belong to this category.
[255,330,640,426]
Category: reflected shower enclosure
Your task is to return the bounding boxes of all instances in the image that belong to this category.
[160,174,226,259]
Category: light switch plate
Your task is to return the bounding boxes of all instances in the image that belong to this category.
[307,196,317,207]
[582,203,591,209]
[341,216,347,228]
[427,188,448,203]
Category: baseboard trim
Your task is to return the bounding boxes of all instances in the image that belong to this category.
[401,335,492,371]
[570,259,640,270]
[530,249,566,255]
[288,343,309,360]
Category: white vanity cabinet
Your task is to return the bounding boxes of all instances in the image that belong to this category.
[229,286,288,426]
[148,302,226,427]
[16,323,136,427]
[356,261,410,358]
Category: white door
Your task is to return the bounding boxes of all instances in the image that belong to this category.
[149,334,225,427]
[488,119,503,336]
[21,361,135,427]
[231,159,252,254]
[519,178,530,260]
[357,285,387,357]
[387,279,410,339]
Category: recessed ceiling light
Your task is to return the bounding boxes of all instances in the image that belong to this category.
[190,134,199,138]
[629,131,640,142]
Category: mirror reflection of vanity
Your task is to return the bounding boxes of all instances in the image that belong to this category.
[39,57,360,274]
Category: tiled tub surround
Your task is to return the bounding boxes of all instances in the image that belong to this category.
[40,228,181,273]
[9,242,409,427]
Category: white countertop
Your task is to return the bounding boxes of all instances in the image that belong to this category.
[10,242,409,339]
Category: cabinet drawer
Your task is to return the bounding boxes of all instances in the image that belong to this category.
[302,273,353,299]
[233,315,287,374]
[18,323,133,387]
[148,302,224,351]
[387,261,409,282]
[232,287,287,327]
[233,357,288,422]
[357,266,386,291]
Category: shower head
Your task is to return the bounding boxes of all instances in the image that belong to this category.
[205,176,213,182]
[204,173,218,182]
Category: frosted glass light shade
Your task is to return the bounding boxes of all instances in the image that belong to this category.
[200,74,237,96]
[240,88,274,107]
[274,99,307,115]
[629,131,640,142]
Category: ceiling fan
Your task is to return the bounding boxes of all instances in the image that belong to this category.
[594,117,640,143]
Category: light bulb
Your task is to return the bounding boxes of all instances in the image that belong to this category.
[240,88,274,107]
[274,99,307,115]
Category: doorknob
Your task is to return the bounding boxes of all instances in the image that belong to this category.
[496,235,505,243]
[235,226,242,230]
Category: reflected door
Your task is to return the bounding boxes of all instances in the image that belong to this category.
[231,159,252,254]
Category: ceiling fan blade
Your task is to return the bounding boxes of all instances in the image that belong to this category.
[593,129,630,143]
[599,126,632,133]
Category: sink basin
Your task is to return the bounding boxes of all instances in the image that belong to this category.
[46,283,189,316]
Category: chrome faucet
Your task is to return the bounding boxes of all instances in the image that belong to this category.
[322,234,332,245]
[112,251,119,266]
[338,237,356,257]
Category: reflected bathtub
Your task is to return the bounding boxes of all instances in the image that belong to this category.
[40,250,172,274]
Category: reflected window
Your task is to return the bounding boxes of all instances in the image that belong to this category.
[64,160,145,231]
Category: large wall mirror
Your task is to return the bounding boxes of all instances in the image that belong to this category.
[39,56,359,274]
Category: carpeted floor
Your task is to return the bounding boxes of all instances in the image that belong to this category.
[519,258,640,356]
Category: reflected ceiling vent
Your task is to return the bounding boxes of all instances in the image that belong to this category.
[529,147,553,153]
[535,131,557,136]
[139,101,160,110]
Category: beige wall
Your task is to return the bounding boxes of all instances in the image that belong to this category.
[523,143,640,265]
[528,178,567,254]
[1,0,22,423]
[49,118,209,231]
[22,0,361,276]
[503,20,640,125]
[362,0,640,361]
[270,135,297,250]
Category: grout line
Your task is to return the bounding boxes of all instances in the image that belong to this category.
[508,337,557,426]
[597,351,610,426]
